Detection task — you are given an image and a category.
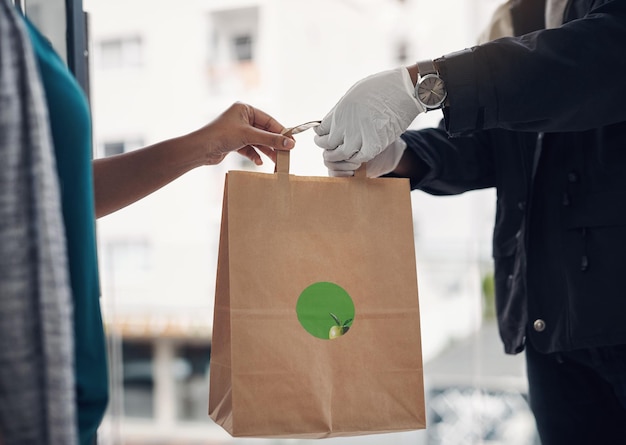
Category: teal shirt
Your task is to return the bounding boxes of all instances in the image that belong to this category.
[24,17,108,445]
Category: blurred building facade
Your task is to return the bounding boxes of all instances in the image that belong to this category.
[81,0,518,443]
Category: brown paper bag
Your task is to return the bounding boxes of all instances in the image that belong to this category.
[209,151,425,438]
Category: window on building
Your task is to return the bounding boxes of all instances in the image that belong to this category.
[396,40,409,64]
[233,34,253,61]
[174,343,211,421]
[102,239,152,289]
[236,154,257,171]
[98,36,143,69]
[101,139,144,157]
[122,340,155,419]
[206,7,259,93]
[103,141,125,157]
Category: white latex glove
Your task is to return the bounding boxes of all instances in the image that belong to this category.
[325,138,407,178]
[366,138,407,177]
[314,66,424,166]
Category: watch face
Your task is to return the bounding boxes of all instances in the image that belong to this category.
[417,74,446,108]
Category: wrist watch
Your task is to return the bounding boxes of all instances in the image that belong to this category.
[415,60,447,111]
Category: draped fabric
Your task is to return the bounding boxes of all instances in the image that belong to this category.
[477,0,515,44]
[545,0,568,28]
[0,1,77,444]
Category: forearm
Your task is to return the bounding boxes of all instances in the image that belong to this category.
[438,1,626,135]
[391,146,430,184]
[93,135,204,218]
[394,128,495,194]
[406,64,419,87]
[92,101,295,218]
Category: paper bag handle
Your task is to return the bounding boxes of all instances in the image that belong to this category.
[275,150,290,174]
[354,164,367,178]
[275,150,367,178]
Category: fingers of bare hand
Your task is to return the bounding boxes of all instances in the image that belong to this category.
[254,145,277,163]
[250,106,284,134]
[237,145,263,165]
[247,127,295,151]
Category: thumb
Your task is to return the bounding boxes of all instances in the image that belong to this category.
[248,127,295,150]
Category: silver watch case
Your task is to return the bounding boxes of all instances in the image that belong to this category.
[415,60,447,110]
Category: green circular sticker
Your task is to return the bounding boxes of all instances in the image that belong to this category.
[296,282,355,340]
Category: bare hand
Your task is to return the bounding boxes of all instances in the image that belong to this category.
[192,102,295,166]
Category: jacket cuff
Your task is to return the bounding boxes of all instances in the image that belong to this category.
[437,47,496,136]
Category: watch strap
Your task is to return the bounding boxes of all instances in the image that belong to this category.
[414,59,447,110]
[417,59,437,78]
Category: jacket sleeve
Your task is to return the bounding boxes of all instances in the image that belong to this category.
[400,123,495,195]
[438,0,626,136]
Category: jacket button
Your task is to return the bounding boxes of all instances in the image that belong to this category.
[567,172,579,183]
[581,255,589,271]
[562,193,570,206]
[517,201,526,211]
[533,319,546,332]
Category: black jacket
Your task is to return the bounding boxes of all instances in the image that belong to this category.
[403,0,626,354]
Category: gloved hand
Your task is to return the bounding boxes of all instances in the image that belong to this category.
[314,66,423,167]
[366,138,407,177]
[325,138,407,178]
